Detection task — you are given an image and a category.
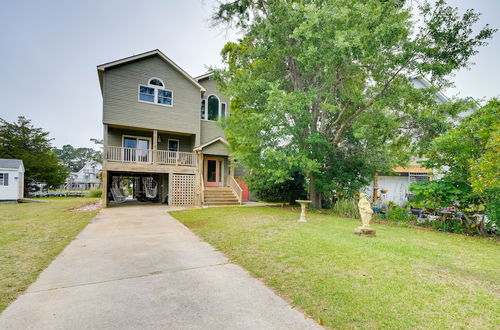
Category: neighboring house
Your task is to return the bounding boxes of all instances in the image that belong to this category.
[98,49,246,206]
[0,159,25,201]
[363,161,433,206]
[364,76,449,206]
[64,162,102,190]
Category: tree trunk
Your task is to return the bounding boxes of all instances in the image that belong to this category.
[309,173,322,209]
[372,172,379,203]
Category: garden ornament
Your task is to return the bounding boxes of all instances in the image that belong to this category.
[355,193,376,237]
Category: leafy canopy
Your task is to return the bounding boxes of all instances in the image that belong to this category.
[0,117,69,188]
[418,99,500,223]
[212,0,495,206]
[55,144,102,172]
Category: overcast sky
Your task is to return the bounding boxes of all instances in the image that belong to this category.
[0,0,498,149]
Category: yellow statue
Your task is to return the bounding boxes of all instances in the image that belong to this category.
[355,193,376,236]
[358,193,373,227]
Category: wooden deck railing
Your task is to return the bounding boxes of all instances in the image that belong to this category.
[228,175,243,205]
[156,150,197,166]
[105,146,196,167]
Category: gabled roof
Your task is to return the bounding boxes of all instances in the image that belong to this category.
[195,72,214,81]
[194,136,229,151]
[410,76,449,104]
[0,158,24,171]
[97,49,206,93]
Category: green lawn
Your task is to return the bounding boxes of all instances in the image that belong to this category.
[170,206,500,329]
[0,198,99,311]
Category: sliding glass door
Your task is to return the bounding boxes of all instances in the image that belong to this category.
[123,136,151,162]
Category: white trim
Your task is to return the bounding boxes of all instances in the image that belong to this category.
[121,135,152,149]
[167,139,180,152]
[138,84,174,107]
[200,99,206,120]
[202,94,229,121]
[195,72,213,80]
[97,49,206,92]
[205,94,220,121]
[194,137,229,151]
[221,102,227,117]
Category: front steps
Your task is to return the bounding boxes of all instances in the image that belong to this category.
[204,187,240,206]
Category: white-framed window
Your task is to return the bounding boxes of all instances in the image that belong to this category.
[122,135,152,162]
[0,173,8,186]
[200,99,206,119]
[168,139,179,152]
[138,77,173,107]
[201,94,228,121]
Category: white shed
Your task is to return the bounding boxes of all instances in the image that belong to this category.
[0,159,25,201]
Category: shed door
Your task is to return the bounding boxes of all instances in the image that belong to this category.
[170,174,195,205]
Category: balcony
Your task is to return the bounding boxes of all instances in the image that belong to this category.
[105,146,197,167]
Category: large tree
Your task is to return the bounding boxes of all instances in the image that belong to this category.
[212,0,495,207]
[0,117,68,190]
[55,143,102,172]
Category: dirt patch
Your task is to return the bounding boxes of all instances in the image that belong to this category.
[72,200,102,212]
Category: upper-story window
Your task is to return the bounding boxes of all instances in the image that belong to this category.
[138,77,173,106]
[200,99,206,119]
[201,94,228,121]
[207,95,219,120]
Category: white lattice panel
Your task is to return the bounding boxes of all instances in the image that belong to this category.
[171,174,195,205]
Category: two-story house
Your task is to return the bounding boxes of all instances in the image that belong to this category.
[98,50,243,207]
[64,162,102,191]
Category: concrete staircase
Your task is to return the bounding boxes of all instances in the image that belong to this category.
[204,187,240,206]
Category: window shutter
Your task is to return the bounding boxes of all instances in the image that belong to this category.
[4,173,8,186]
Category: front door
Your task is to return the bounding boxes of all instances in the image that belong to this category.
[204,158,222,186]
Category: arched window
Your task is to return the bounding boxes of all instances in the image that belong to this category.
[207,95,219,120]
[138,77,172,106]
[148,78,164,87]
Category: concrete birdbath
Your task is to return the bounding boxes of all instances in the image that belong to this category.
[296,200,312,222]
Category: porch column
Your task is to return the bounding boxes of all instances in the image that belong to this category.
[229,159,235,177]
[153,129,158,164]
[103,124,108,164]
[196,150,204,206]
[101,170,108,208]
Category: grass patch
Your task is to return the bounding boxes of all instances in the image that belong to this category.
[170,206,500,329]
[0,198,99,311]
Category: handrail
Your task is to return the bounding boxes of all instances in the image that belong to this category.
[105,146,196,167]
[200,172,205,206]
[156,150,197,166]
[105,146,152,163]
[228,175,243,205]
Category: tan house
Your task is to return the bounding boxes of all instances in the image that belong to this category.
[98,50,243,207]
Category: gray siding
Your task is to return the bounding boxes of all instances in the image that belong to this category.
[200,121,226,146]
[103,55,202,145]
[198,78,227,145]
[202,141,229,156]
[107,127,194,151]
[107,127,152,147]
[158,133,194,152]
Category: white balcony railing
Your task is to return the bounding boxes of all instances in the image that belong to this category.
[105,146,196,167]
[156,150,197,166]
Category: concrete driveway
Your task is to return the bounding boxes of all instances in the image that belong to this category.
[0,205,321,330]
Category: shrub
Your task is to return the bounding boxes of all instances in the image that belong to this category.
[250,170,307,204]
[332,198,359,219]
[386,206,416,223]
[85,189,102,198]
